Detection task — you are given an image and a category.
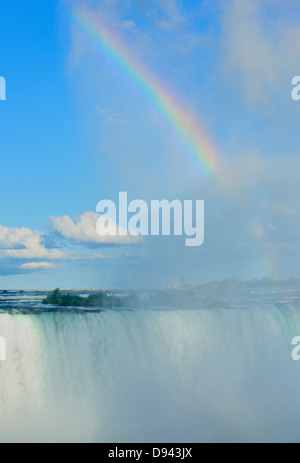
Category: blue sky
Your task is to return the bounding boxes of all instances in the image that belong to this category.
[0,0,300,289]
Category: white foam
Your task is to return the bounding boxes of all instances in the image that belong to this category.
[0,307,299,442]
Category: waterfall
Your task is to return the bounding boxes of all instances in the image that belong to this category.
[0,307,300,443]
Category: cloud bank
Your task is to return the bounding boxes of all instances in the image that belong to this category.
[0,211,143,276]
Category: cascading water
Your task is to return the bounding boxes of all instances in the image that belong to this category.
[1,300,300,443]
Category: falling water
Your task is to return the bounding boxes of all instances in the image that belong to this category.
[0,304,300,443]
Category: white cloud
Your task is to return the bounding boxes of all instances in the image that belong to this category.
[19,262,56,270]
[0,226,66,260]
[50,212,143,246]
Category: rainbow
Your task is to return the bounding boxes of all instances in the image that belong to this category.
[72,7,216,176]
